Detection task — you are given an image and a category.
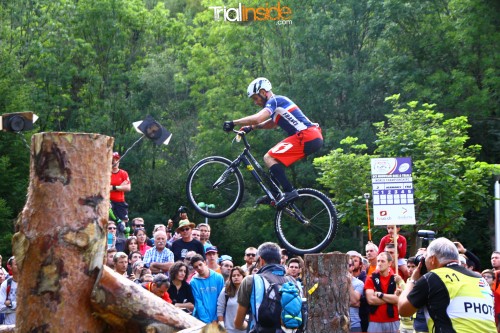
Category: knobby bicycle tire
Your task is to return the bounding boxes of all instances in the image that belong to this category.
[275,188,338,255]
[186,156,244,219]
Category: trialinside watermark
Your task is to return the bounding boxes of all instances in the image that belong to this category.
[209,2,293,24]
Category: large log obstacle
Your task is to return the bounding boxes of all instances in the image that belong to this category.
[11,132,208,332]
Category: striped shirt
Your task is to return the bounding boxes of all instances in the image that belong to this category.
[143,246,174,265]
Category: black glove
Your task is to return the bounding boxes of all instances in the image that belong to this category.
[223,121,235,132]
[240,126,253,134]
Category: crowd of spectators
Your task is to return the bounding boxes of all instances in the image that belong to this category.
[345,224,497,333]
[100,207,309,331]
[2,183,499,333]
[99,217,499,332]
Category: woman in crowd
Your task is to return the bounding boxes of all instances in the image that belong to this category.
[124,236,139,255]
[167,261,194,313]
[217,266,246,332]
[134,228,151,256]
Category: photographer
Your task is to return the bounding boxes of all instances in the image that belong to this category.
[398,237,495,332]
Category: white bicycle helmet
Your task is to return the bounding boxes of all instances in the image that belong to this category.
[247,77,272,98]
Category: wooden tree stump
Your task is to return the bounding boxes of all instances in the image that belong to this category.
[13,132,113,332]
[11,132,209,332]
[304,252,350,333]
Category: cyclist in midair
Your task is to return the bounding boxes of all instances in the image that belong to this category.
[223,77,324,207]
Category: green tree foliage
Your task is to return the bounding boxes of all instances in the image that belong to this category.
[0,0,498,260]
[315,94,499,251]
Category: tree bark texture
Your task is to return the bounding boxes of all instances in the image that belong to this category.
[304,252,350,333]
[11,132,212,333]
[12,132,114,332]
[91,265,204,333]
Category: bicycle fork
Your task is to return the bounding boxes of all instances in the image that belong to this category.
[283,202,310,225]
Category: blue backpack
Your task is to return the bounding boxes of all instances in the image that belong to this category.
[279,281,304,329]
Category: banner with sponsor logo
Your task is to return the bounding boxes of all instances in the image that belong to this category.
[370,157,416,226]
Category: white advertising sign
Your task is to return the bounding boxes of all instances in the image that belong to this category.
[371,157,416,225]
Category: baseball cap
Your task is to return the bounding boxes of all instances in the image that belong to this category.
[218,255,233,264]
[112,152,120,159]
[206,246,218,254]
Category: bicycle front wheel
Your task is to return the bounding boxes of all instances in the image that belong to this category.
[275,188,338,255]
[186,156,244,219]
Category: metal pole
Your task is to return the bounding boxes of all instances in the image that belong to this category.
[495,177,500,251]
[364,193,372,242]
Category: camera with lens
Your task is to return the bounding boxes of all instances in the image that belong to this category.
[178,206,188,214]
[417,229,436,248]
[415,230,436,275]
[414,254,428,275]
[417,230,436,241]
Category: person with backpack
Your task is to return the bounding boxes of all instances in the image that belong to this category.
[0,257,18,325]
[235,242,304,333]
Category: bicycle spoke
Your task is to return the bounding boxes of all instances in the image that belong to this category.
[275,189,337,254]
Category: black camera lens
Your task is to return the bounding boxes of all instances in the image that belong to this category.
[415,254,427,275]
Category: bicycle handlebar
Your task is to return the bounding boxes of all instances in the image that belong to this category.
[232,129,251,149]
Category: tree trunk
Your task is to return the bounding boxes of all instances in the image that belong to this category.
[11,132,209,332]
[91,265,204,333]
[13,132,113,332]
[304,252,350,333]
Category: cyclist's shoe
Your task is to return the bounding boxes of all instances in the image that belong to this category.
[276,189,299,208]
[255,195,272,205]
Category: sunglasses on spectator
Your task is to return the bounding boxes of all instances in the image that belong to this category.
[108,227,117,230]
[245,253,256,257]
[180,227,191,232]
[135,224,144,227]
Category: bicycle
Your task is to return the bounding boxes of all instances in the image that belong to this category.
[186,130,338,254]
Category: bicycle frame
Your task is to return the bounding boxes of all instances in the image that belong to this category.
[229,131,282,203]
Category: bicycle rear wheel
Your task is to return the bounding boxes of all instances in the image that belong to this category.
[186,156,244,219]
[275,188,338,255]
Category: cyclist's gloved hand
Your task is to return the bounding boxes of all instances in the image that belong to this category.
[239,126,253,134]
[223,121,235,132]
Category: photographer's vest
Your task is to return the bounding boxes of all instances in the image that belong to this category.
[426,266,496,332]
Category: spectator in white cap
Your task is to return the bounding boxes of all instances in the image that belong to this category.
[347,250,366,282]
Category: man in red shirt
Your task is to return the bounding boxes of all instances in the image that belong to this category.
[142,273,172,303]
[110,152,131,233]
[364,251,401,332]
